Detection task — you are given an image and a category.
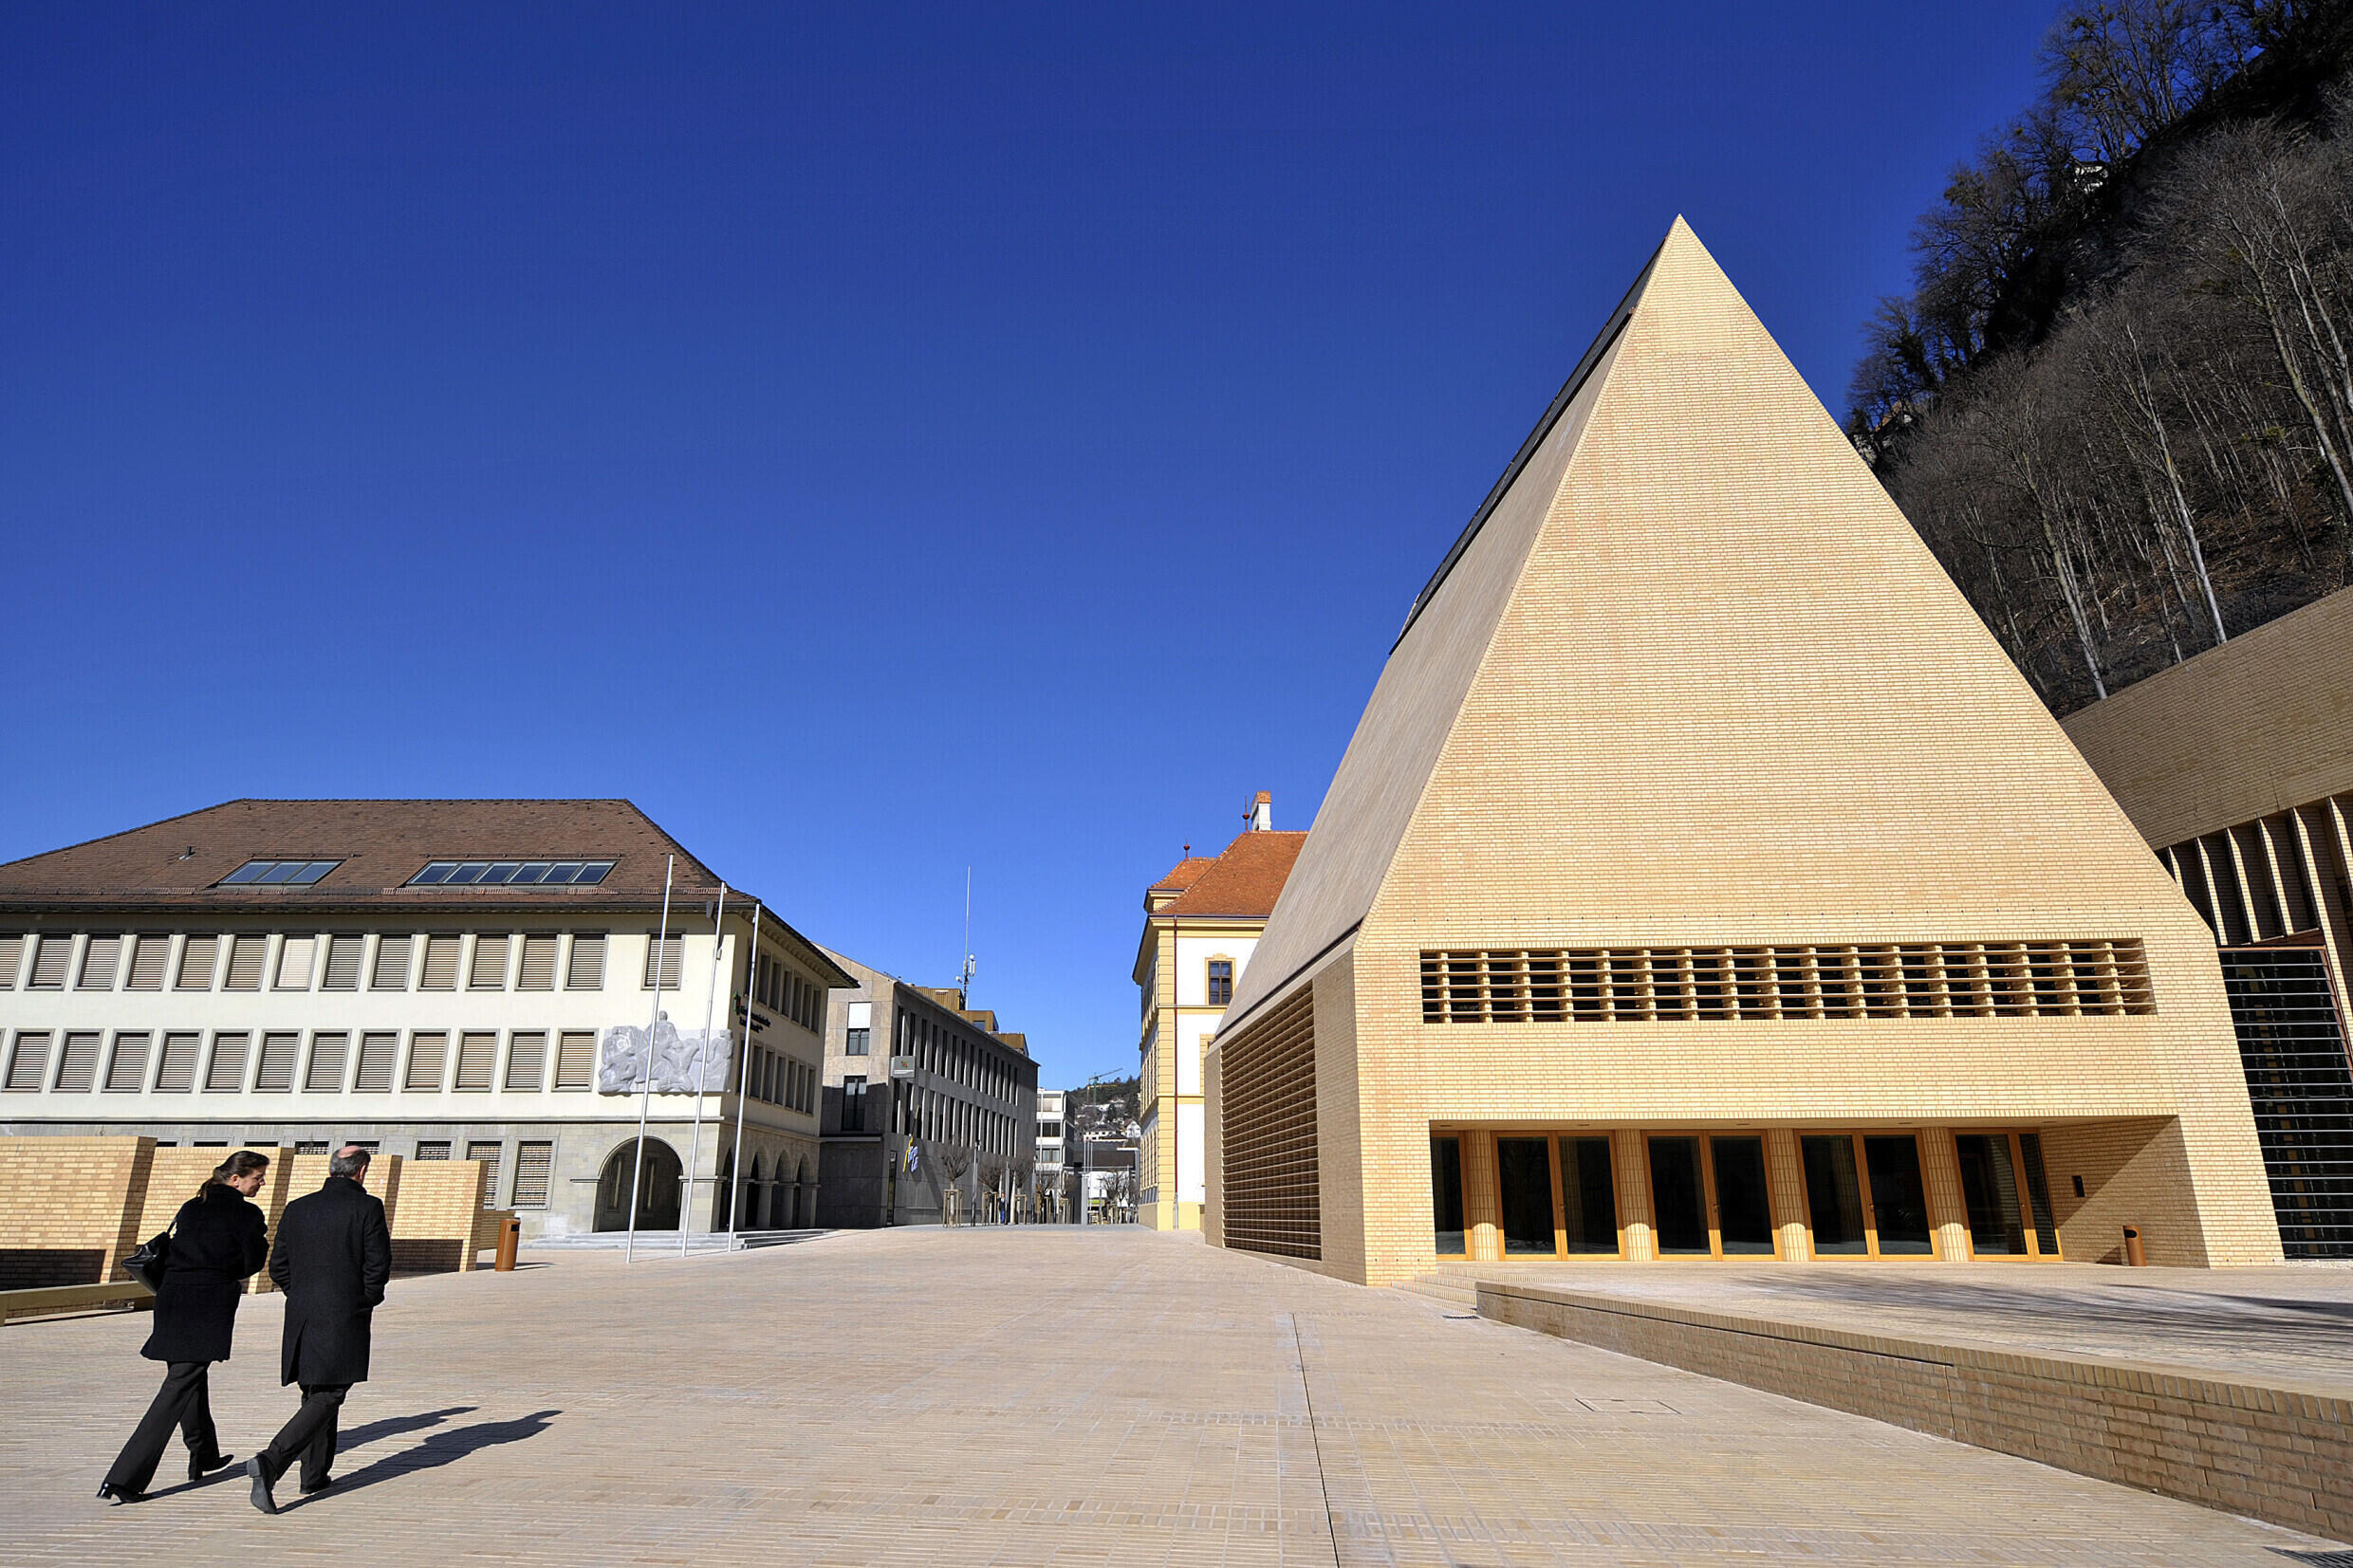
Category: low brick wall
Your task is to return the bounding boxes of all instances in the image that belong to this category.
[1478,1281,2352,1543]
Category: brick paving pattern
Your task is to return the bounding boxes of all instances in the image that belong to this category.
[3,1229,2346,1565]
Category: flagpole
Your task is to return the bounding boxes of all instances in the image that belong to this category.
[681,883,727,1257]
[624,855,675,1264]
[728,902,762,1243]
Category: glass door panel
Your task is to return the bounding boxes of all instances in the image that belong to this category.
[2018,1133,2061,1257]
[1863,1135,1934,1254]
[1802,1134,1868,1254]
[1431,1135,1466,1256]
[1955,1133,2027,1255]
[1710,1135,1775,1255]
[1647,1136,1711,1255]
[1561,1135,1620,1254]
[1496,1136,1558,1256]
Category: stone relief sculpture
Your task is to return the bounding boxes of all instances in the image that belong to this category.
[598,1014,734,1094]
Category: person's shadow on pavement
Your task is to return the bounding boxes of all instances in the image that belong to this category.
[291,1410,562,1505]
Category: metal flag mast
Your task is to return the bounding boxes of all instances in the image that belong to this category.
[727,902,762,1243]
[623,855,675,1264]
[680,884,727,1257]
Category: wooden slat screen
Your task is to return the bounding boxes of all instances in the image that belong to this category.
[1419,941,2158,1022]
[54,1031,101,1092]
[405,1031,449,1092]
[517,933,557,991]
[505,1031,547,1091]
[177,934,219,990]
[306,1032,349,1092]
[1218,987,1320,1260]
[5,1033,52,1090]
[565,933,605,990]
[156,1033,199,1092]
[106,1032,151,1092]
[554,1030,596,1090]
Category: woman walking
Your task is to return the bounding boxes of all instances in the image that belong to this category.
[98,1150,271,1504]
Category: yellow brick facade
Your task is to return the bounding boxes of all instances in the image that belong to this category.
[1208,220,2282,1286]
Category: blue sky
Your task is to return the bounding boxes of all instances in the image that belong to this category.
[1,2,2059,1092]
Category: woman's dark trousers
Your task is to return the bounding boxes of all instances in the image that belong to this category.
[104,1361,219,1491]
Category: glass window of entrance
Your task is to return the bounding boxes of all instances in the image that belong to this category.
[1495,1136,1556,1255]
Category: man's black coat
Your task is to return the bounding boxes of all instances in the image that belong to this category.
[140,1183,269,1364]
[268,1174,392,1386]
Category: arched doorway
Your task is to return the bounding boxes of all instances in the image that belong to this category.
[747,1154,767,1229]
[715,1152,734,1228]
[594,1138,682,1231]
[791,1159,809,1227]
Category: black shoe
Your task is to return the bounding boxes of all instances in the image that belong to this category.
[299,1476,333,1495]
[96,1482,148,1505]
[188,1451,235,1483]
[244,1457,277,1516]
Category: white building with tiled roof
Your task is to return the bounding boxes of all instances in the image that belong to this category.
[0,799,850,1240]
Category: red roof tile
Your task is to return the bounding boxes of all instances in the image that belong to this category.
[1152,831,1306,919]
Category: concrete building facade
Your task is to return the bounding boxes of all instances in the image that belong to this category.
[816,950,1038,1227]
[1133,794,1304,1230]
[2064,586,2353,1257]
[1205,220,2283,1287]
[0,800,846,1241]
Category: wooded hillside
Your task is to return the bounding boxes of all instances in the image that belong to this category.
[1853,0,2353,712]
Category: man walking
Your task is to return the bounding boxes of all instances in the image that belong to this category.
[247,1144,391,1514]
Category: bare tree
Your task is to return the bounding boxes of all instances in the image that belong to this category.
[975,1147,1009,1225]
[931,1138,973,1227]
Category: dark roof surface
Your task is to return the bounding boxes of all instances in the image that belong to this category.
[0,799,731,911]
[1153,831,1306,919]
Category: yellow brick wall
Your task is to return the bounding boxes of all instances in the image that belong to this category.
[390,1159,489,1273]
[0,1135,153,1287]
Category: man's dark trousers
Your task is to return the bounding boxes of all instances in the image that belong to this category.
[258,1383,348,1490]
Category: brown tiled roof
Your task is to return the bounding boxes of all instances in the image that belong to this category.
[0,799,734,913]
[1149,856,1215,894]
[1153,831,1306,919]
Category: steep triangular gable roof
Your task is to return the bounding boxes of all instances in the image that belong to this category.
[1225,218,2192,1031]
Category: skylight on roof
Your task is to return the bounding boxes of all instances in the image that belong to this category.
[407,860,614,888]
[217,859,341,886]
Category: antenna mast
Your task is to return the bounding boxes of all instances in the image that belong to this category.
[959,865,976,1002]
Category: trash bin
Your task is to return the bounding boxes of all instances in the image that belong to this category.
[2121,1225,2146,1267]
[495,1215,521,1272]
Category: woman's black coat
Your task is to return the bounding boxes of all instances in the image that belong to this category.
[269,1174,392,1386]
[139,1184,269,1364]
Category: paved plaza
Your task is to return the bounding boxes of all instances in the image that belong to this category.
[3,1228,2349,1565]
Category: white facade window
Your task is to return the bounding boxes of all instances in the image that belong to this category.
[176,935,218,991]
[566,933,605,990]
[275,935,315,991]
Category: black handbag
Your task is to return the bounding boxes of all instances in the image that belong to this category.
[124,1222,174,1292]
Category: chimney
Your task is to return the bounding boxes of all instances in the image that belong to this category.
[1246,790,1272,832]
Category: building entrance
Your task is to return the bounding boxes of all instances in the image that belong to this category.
[594,1137,681,1231]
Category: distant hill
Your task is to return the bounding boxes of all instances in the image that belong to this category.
[1065,1076,1140,1140]
[1852,0,2353,713]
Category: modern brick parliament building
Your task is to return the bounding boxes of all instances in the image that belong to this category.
[0,799,849,1240]
[1205,220,2285,1287]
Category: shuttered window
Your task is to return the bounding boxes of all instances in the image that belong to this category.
[355,1032,398,1093]
[506,1030,547,1091]
[156,1034,199,1093]
[643,932,683,989]
[254,1032,300,1092]
[275,935,316,990]
[566,932,606,990]
[126,935,170,990]
[77,935,121,990]
[418,934,461,991]
[554,1030,596,1090]
[372,934,413,990]
[322,934,364,990]
[205,1033,250,1092]
[106,1033,151,1092]
[454,1030,497,1091]
[5,1033,53,1090]
[513,1140,553,1207]
[176,934,219,990]
[54,1032,102,1092]
[29,934,72,989]
[517,933,558,991]
[467,1140,504,1205]
[405,1032,449,1091]
[469,934,510,990]
[0,934,22,987]
[306,1032,349,1092]
[416,1141,451,1160]
[223,934,267,991]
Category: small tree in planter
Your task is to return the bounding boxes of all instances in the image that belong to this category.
[932,1138,974,1226]
[975,1147,1009,1224]
[1010,1152,1036,1224]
